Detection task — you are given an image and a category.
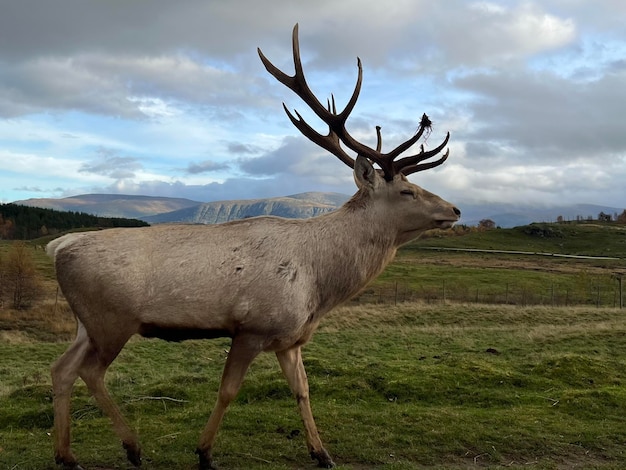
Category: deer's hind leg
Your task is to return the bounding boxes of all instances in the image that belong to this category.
[51,322,90,469]
[52,321,139,468]
[77,339,141,466]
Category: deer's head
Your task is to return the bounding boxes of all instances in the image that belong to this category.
[258,24,460,241]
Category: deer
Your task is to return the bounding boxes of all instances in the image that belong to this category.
[47,24,460,470]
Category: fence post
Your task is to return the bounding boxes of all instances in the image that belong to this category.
[394,281,398,306]
[614,272,624,309]
[53,285,59,316]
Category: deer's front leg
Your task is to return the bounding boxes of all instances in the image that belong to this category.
[276,346,335,468]
[197,337,261,470]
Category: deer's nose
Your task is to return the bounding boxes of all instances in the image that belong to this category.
[453,207,461,217]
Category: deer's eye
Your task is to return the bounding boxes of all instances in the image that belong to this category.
[400,190,414,197]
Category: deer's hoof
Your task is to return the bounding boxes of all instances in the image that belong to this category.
[196,447,218,470]
[57,460,85,470]
[311,448,336,468]
[55,452,84,470]
[123,441,142,467]
[60,464,85,470]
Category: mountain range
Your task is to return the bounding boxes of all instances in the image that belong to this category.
[13,193,624,228]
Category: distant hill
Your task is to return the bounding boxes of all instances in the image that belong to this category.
[143,192,349,224]
[14,194,201,219]
[0,203,148,240]
[14,192,349,225]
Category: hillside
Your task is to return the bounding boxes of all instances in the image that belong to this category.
[410,222,626,258]
[0,203,148,240]
[143,192,349,224]
[14,194,201,219]
[14,192,349,225]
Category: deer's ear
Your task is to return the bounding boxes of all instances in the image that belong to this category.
[354,155,382,189]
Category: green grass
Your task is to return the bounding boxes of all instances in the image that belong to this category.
[365,223,626,306]
[370,256,621,306]
[412,222,626,258]
[1,304,625,469]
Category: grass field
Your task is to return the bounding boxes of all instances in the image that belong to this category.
[1,224,625,469]
[1,303,625,469]
[368,223,626,307]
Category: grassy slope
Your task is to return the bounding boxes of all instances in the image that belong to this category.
[410,223,626,257]
[1,304,625,469]
[369,224,626,306]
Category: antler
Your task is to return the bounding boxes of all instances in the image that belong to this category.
[258,24,450,181]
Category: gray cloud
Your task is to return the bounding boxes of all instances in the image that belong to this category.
[0,53,264,118]
[185,160,231,175]
[13,186,46,193]
[227,142,263,155]
[79,148,142,179]
[0,59,129,118]
[455,67,626,162]
[238,136,351,183]
[238,137,305,176]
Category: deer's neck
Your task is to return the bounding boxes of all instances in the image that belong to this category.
[304,195,398,312]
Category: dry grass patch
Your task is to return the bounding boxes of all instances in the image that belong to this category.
[0,299,76,342]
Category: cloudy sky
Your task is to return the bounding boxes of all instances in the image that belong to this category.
[1,0,625,209]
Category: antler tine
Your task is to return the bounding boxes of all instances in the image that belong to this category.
[401,148,450,176]
[258,25,323,118]
[393,132,450,175]
[283,105,356,168]
[384,113,430,160]
[258,24,360,128]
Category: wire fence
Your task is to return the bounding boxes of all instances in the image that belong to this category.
[353,279,625,308]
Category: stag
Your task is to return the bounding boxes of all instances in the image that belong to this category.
[48,24,460,470]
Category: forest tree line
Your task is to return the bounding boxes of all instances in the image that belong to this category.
[0,203,149,240]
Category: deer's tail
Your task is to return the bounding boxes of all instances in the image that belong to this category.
[46,233,86,260]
